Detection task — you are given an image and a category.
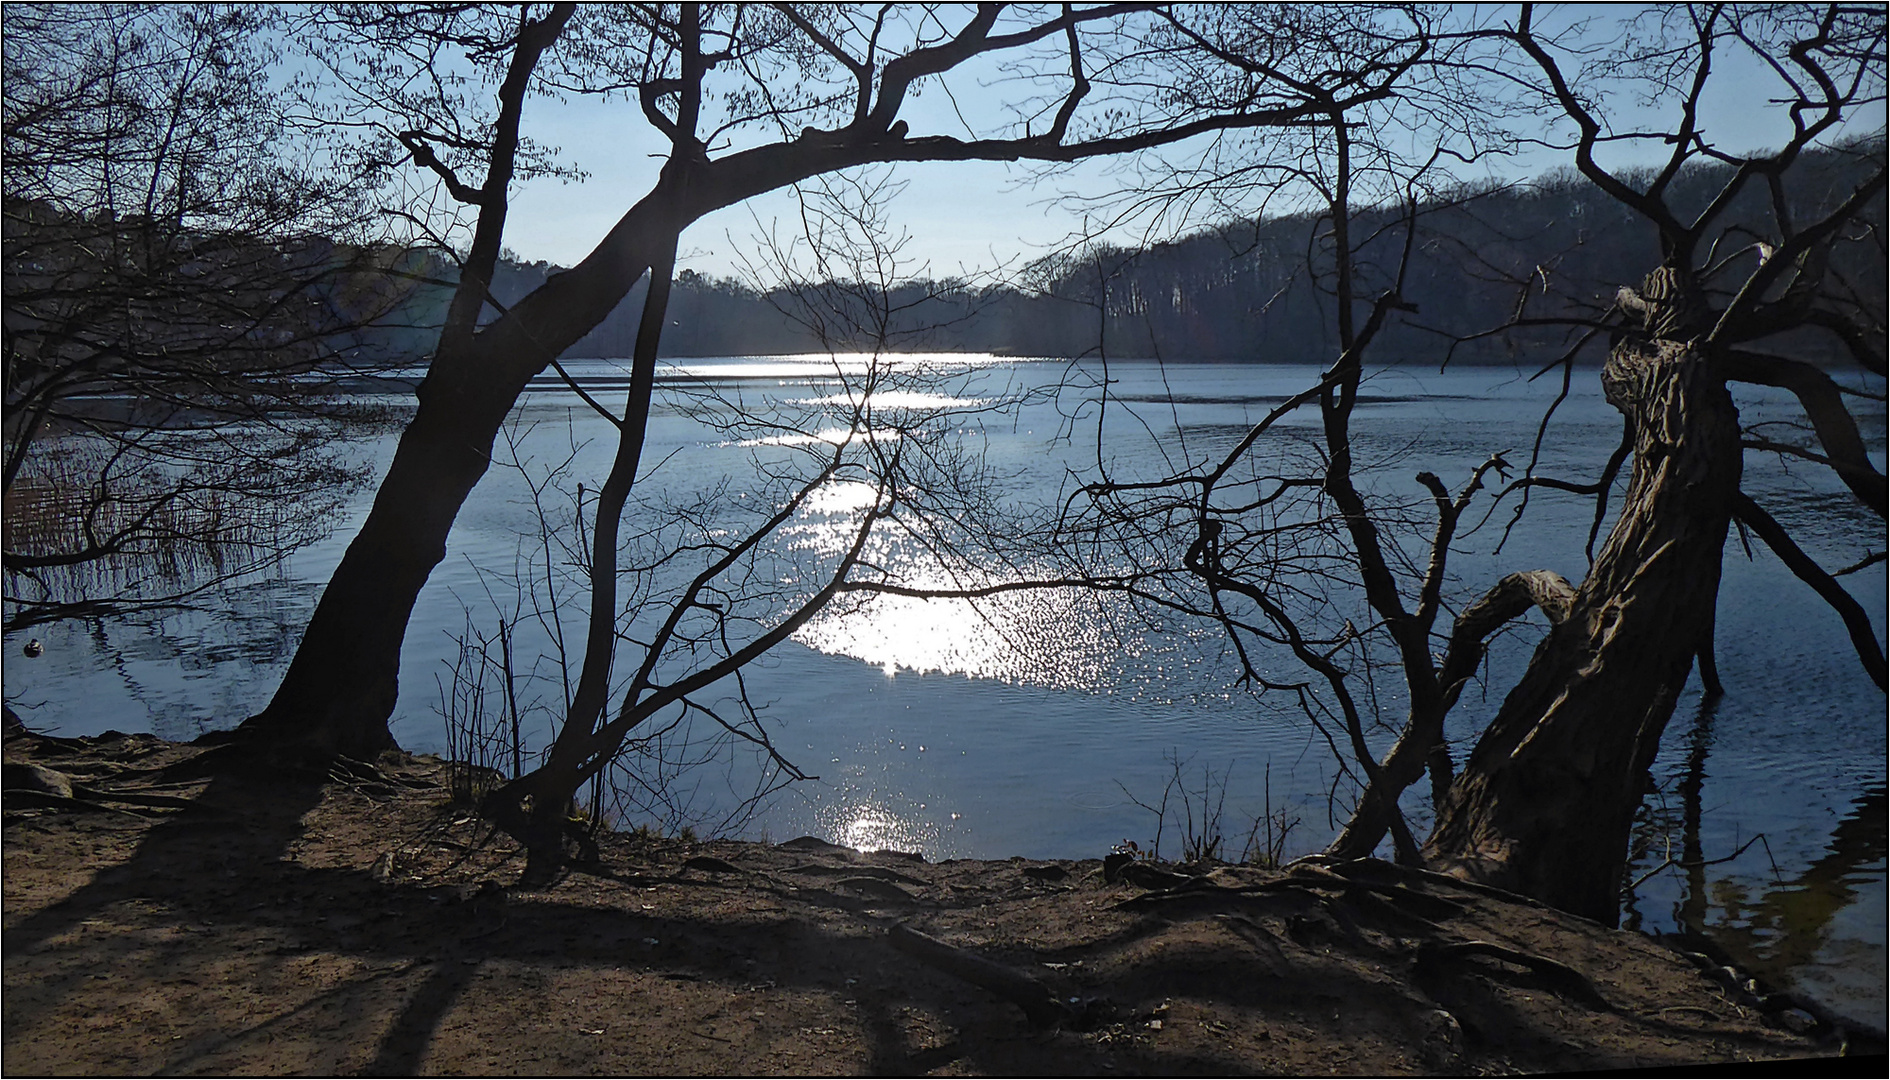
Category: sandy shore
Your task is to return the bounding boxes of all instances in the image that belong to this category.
[3,728,1873,1075]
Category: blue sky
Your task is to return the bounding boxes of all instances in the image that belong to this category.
[495,5,1887,282]
[498,35,1149,282]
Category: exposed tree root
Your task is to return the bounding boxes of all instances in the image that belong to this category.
[888,923,1076,1030]
[1417,939,1617,1013]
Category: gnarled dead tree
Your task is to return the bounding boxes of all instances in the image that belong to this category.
[1062,3,1883,926]
[1416,4,1885,924]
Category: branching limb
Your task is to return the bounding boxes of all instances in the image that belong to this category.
[1327,569,1576,860]
[1801,306,1888,376]
[1200,568,1422,866]
[1710,168,1888,345]
[1722,350,1887,518]
[1414,453,1512,634]
[1732,491,1886,690]
[396,131,487,205]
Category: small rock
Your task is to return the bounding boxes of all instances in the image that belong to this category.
[1771,1008,1818,1036]
[836,876,914,902]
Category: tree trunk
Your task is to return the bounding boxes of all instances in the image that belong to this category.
[237,130,922,759]
[241,187,688,758]
[1422,335,1742,927]
[238,334,566,758]
[515,233,678,882]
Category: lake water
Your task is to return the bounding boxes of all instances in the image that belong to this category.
[6,354,1884,1028]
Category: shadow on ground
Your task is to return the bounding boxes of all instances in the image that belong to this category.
[3,731,1851,1076]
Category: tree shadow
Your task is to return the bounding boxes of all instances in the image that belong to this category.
[3,752,327,962]
[361,960,478,1077]
[8,738,1835,1074]
[6,771,1261,1075]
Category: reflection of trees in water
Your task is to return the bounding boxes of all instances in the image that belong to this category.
[1703,785,1886,979]
[1677,697,1717,939]
[3,426,378,634]
[1626,695,1885,992]
[11,579,323,742]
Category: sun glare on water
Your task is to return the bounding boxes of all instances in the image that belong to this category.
[796,390,990,411]
[795,585,1115,687]
[815,800,940,854]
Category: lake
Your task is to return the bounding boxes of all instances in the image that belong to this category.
[6,353,1884,1028]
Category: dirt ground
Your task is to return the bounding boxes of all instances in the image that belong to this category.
[3,728,1880,1076]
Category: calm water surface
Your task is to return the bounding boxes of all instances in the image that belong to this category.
[6,355,1884,1027]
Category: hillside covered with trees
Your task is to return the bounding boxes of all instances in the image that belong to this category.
[477,140,1883,364]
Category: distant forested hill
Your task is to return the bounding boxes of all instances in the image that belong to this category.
[481,139,1888,364]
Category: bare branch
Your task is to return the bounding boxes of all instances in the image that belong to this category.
[1732,491,1886,689]
[1722,349,1887,518]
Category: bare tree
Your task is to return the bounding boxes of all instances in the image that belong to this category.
[2,5,421,632]
[1419,3,1884,924]
[1064,3,1884,926]
[424,167,1077,877]
[1058,1,1510,856]
[237,2,1430,763]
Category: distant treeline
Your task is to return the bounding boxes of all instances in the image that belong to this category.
[475,139,1881,366]
[21,143,1872,373]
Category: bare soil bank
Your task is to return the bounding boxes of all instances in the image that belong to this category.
[2,728,1877,1075]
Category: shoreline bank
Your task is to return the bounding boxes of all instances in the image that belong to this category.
[4,728,1877,1075]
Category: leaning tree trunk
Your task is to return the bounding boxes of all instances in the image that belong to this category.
[237,340,557,759]
[240,185,690,760]
[236,127,936,761]
[1422,333,1742,927]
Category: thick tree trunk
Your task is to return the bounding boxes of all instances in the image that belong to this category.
[1422,335,1742,926]
[238,342,564,757]
[240,333,575,757]
[238,129,921,759]
[242,185,688,758]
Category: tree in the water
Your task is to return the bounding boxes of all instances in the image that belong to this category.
[241,3,1434,762]
[1413,4,1884,924]
[1064,3,1883,925]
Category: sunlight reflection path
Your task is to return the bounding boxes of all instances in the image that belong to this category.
[818,797,942,854]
